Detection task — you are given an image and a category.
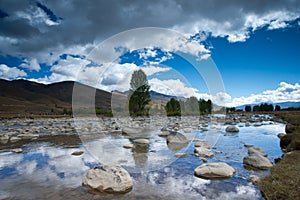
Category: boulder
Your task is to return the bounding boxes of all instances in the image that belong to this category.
[248,147,267,157]
[243,154,273,170]
[245,122,250,127]
[122,127,143,135]
[166,132,188,144]
[248,175,260,184]
[133,139,150,145]
[225,125,239,132]
[83,165,133,194]
[194,162,235,179]
[72,150,84,156]
[194,140,210,149]
[158,131,170,137]
[12,148,23,153]
[194,147,214,158]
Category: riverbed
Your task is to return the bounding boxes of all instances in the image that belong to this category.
[0,115,285,199]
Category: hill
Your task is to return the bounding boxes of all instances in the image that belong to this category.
[0,79,111,116]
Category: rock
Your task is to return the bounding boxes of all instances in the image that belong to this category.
[248,175,260,184]
[18,133,39,140]
[161,127,168,131]
[277,133,286,139]
[174,153,189,158]
[122,127,143,135]
[158,131,170,137]
[83,165,133,194]
[133,139,150,145]
[201,158,207,162]
[245,122,250,127]
[0,135,9,144]
[194,141,210,149]
[194,147,214,158]
[194,162,235,179]
[123,143,134,149]
[253,123,262,127]
[12,148,23,153]
[225,125,239,132]
[248,147,267,157]
[201,127,208,131]
[72,150,84,156]
[9,136,21,143]
[285,123,296,134]
[243,154,273,170]
[244,144,254,148]
[166,132,188,144]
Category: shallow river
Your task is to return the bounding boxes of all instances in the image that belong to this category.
[0,117,285,200]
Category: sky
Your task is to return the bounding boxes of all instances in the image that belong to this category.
[0,0,300,107]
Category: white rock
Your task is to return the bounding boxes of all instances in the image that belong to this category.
[133,139,150,145]
[194,162,235,179]
[123,143,134,149]
[194,147,214,158]
[83,165,133,194]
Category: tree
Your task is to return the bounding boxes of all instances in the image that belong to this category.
[253,105,260,112]
[245,105,251,112]
[128,69,151,116]
[165,98,181,116]
[275,105,281,111]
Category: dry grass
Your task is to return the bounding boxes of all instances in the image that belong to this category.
[259,111,300,200]
[258,151,300,200]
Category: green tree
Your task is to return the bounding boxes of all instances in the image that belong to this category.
[253,105,260,112]
[165,98,181,116]
[275,105,281,111]
[128,69,151,116]
[245,105,251,112]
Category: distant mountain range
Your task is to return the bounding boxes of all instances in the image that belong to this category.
[0,79,111,116]
[1,78,299,116]
[0,79,178,116]
[236,101,300,110]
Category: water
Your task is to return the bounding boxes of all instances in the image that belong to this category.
[0,118,285,200]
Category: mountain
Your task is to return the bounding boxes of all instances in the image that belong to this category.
[0,79,111,116]
[236,101,300,110]
[114,90,181,103]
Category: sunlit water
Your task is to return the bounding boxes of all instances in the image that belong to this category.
[0,119,285,200]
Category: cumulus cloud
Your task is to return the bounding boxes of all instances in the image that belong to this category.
[229,82,300,106]
[0,64,27,79]
[20,58,40,71]
[148,78,200,98]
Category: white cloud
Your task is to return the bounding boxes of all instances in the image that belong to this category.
[175,10,299,43]
[142,66,171,76]
[229,82,300,107]
[0,64,27,79]
[20,58,41,71]
[148,78,199,98]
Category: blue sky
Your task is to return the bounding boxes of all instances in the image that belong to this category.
[0,0,300,106]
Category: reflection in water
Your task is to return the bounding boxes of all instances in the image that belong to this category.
[0,121,285,199]
[131,143,149,167]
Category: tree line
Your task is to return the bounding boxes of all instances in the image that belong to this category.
[244,103,280,112]
[165,97,212,116]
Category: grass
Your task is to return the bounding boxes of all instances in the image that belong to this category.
[258,111,300,200]
[258,151,300,200]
